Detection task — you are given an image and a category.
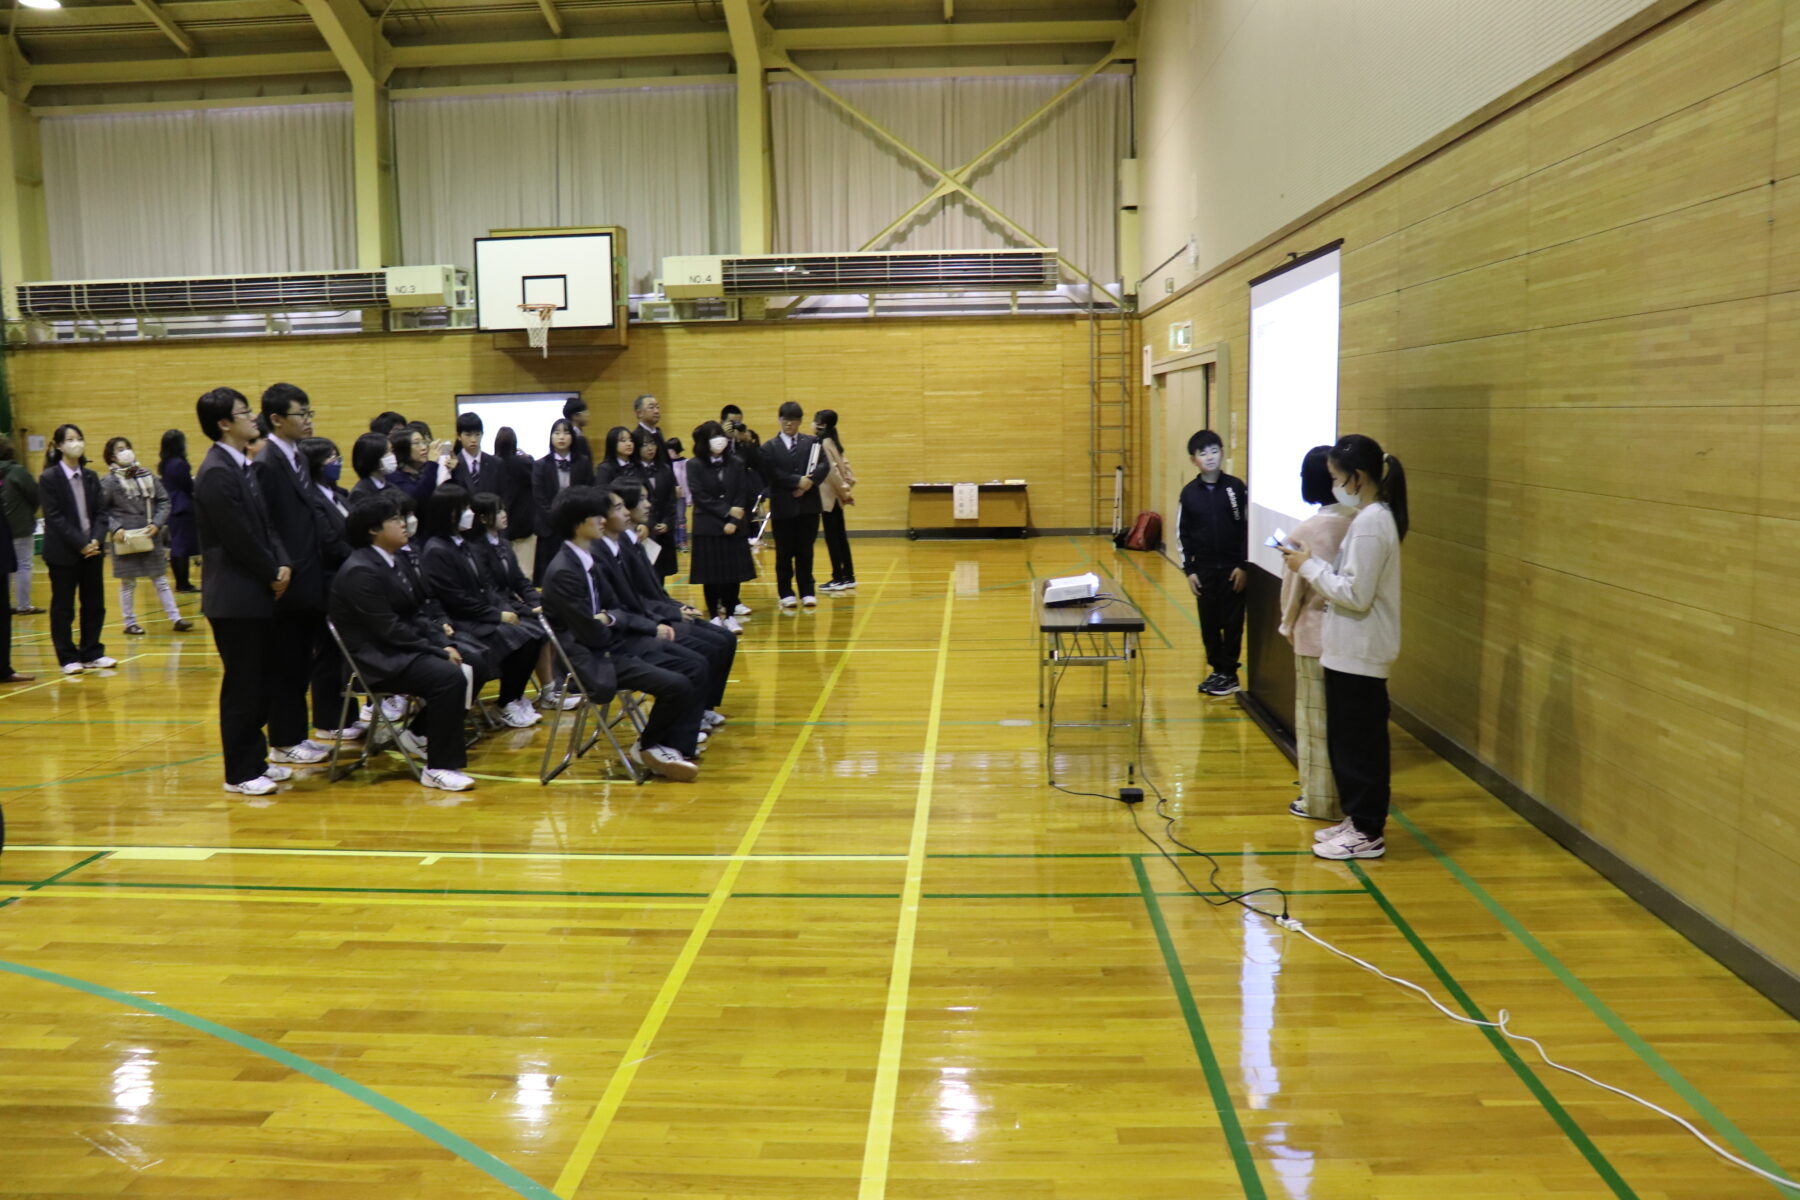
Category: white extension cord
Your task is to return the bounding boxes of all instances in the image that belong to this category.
[1271,914,1800,1191]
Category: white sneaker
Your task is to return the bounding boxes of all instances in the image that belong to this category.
[642,744,699,782]
[223,776,279,796]
[733,603,752,616]
[725,617,744,634]
[268,740,330,765]
[499,699,540,728]
[397,729,429,760]
[801,595,817,607]
[315,725,366,742]
[1313,828,1386,860]
[359,702,375,724]
[779,596,797,609]
[61,662,84,675]
[380,695,408,722]
[1314,818,1354,843]
[702,710,727,730]
[421,768,474,792]
[260,764,294,782]
[84,656,118,669]
[710,616,729,629]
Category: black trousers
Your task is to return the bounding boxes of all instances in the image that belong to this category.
[702,582,742,616]
[384,654,469,771]
[269,609,325,748]
[209,616,277,785]
[312,638,352,731]
[171,555,193,590]
[675,618,736,709]
[614,640,705,758]
[771,512,820,599]
[1323,667,1391,838]
[820,506,855,582]
[1192,566,1245,675]
[494,635,541,706]
[0,594,13,677]
[48,557,106,666]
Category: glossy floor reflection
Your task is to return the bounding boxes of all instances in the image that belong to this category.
[0,538,1795,1199]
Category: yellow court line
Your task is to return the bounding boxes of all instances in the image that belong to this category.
[857,573,955,1200]
[7,888,707,911]
[551,557,901,1200]
[8,845,903,865]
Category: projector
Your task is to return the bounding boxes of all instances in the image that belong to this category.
[1044,572,1101,606]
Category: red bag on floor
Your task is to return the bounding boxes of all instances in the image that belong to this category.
[1116,511,1161,551]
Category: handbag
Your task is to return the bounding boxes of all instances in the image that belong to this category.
[115,473,157,554]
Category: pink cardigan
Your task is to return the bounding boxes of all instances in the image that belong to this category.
[1278,505,1354,659]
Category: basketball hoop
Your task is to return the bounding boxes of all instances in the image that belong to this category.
[519,303,557,356]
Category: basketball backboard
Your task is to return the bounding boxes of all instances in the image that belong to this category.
[475,230,618,332]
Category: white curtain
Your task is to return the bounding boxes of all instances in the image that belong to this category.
[393,85,738,292]
[41,104,354,279]
[771,73,1130,286]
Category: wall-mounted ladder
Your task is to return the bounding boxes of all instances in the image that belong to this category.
[1088,302,1133,534]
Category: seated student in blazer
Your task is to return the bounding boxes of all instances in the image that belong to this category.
[330,495,480,793]
[531,418,595,584]
[38,423,114,672]
[756,402,832,608]
[610,481,733,727]
[299,435,361,742]
[539,487,704,781]
[450,411,501,495]
[192,388,293,796]
[584,490,714,719]
[469,490,568,712]
[419,484,546,730]
[348,432,400,503]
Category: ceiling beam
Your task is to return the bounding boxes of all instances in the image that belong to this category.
[774,19,1126,51]
[297,0,389,85]
[533,0,564,39]
[385,30,731,69]
[128,0,196,56]
[28,51,339,87]
[720,0,773,254]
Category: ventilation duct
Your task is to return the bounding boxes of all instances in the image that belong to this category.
[11,266,465,321]
[661,249,1059,299]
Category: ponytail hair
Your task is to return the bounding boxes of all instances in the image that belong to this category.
[1328,433,1408,540]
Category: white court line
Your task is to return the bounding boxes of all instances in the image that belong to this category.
[7,844,905,864]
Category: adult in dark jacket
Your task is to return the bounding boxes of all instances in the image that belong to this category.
[387,425,452,508]
[756,402,831,607]
[419,485,544,728]
[158,429,199,593]
[1,433,42,613]
[254,383,333,765]
[330,495,478,792]
[685,422,757,622]
[539,487,703,780]
[300,436,359,737]
[531,418,594,584]
[193,388,293,795]
[38,424,111,671]
[1176,429,1251,696]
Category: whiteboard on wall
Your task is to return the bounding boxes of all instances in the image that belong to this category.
[1246,242,1341,577]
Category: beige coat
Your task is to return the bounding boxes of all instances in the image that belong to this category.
[1278,504,1353,659]
[819,439,855,512]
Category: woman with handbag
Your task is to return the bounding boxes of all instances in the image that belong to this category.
[813,409,856,592]
[99,437,193,636]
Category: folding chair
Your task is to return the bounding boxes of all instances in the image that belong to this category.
[538,614,646,786]
[325,619,425,782]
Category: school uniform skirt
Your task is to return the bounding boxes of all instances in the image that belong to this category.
[688,534,756,587]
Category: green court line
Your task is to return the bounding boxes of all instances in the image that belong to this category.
[0,753,221,793]
[26,851,111,890]
[1387,808,1794,1185]
[0,957,560,1200]
[1065,536,1175,650]
[1132,855,1265,1200]
[1111,544,1203,630]
[1349,862,1640,1200]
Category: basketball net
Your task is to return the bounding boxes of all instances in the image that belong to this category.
[519,303,556,356]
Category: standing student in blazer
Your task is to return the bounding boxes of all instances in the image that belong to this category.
[812,409,856,592]
[1277,446,1354,824]
[38,424,114,673]
[450,411,500,495]
[158,429,200,594]
[299,435,361,740]
[348,432,399,503]
[193,387,294,796]
[593,426,641,494]
[757,402,831,608]
[685,421,758,627]
[253,383,334,766]
[531,418,595,584]
[330,496,478,793]
[491,426,537,576]
[563,396,594,461]
[633,429,679,581]
[97,436,191,637]
[1280,433,1408,862]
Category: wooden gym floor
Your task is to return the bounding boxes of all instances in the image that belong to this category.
[0,537,1794,1200]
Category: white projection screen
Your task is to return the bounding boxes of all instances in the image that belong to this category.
[1246,244,1342,576]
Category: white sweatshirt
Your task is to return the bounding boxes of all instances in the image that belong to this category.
[1297,501,1402,678]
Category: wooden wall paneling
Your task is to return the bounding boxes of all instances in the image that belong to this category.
[1778,60,1800,180]
[1325,176,1402,253]
[1771,175,1800,292]
[1786,0,1800,63]
[1518,486,1758,619]
[1396,107,1530,229]
[1521,405,1765,512]
[1526,0,1783,172]
[1395,180,1530,291]
[1396,256,1529,348]
[1338,290,1399,359]
[1336,348,1395,412]
[1758,406,1800,522]
[1529,73,1779,250]
[1386,406,1525,485]
[1401,470,1524,560]
[1338,230,1399,306]
[1525,298,1769,408]
[1730,828,1800,978]
[1525,187,1774,330]
[1750,513,1800,634]
[1394,334,1530,410]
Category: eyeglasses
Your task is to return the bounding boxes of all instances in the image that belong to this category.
[230,408,252,419]
[291,409,316,420]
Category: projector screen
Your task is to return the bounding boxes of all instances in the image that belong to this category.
[1246,245,1341,576]
[454,392,579,464]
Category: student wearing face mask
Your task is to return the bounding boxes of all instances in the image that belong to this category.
[419,485,544,729]
[349,432,401,503]
[99,436,192,637]
[813,409,856,593]
[1280,433,1408,862]
[685,421,757,630]
[299,436,362,741]
[39,424,114,673]
[1277,446,1353,825]
[1178,429,1250,696]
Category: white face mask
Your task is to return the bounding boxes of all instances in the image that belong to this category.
[1332,484,1364,508]
[380,452,398,474]
[403,514,418,537]
[457,509,474,532]
[62,439,84,458]
[708,436,728,456]
[114,448,136,468]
